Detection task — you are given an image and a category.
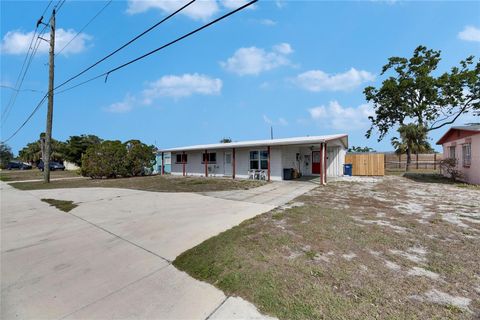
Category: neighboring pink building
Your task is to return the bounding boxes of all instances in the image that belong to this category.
[436,124,480,185]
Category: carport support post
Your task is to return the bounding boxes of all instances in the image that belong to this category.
[182,151,186,176]
[204,149,208,177]
[320,143,325,186]
[267,146,271,181]
[232,148,236,179]
[324,142,327,184]
[161,152,164,175]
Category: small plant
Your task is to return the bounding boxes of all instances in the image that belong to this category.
[439,158,464,182]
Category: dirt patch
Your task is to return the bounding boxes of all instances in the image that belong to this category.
[9,174,265,192]
[174,176,480,319]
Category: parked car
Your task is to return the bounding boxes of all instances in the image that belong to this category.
[37,160,65,171]
[6,161,32,170]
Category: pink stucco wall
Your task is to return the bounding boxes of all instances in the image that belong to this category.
[442,133,480,185]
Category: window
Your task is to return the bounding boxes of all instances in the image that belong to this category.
[449,146,456,159]
[250,151,259,169]
[202,153,216,163]
[462,143,471,167]
[225,153,231,164]
[260,150,269,170]
[176,154,187,163]
[250,150,269,170]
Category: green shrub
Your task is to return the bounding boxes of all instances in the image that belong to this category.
[81,140,154,179]
[124,140,155,177]
[81,140,127,178]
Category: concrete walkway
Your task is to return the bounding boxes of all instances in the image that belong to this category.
[1,181,315,319]
[200,180,318,206]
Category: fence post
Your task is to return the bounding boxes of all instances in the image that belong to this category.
[434,153,437,171]
[398,154,401,169]
[416,153,419,169]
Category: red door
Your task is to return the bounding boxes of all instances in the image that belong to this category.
[312,151,321,174]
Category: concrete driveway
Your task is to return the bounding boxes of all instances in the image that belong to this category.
[1,181,314,319]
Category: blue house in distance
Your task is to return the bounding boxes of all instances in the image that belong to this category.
[153,152,171,174]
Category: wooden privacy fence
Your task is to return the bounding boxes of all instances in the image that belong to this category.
[384,153,443,171]
[345,153,385,176]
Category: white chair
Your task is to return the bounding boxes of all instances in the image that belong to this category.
[248,170,255,179]
[259,170,267,180]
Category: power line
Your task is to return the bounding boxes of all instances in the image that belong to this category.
[55,0,112,56]
[2,0,257,143]
[0,85,42,93]
[2,94,48,143]
[1,16,50,123]
[106,0,257,77]
[53,0,66,13]
[58,0,257,94]
[53,0,196,92]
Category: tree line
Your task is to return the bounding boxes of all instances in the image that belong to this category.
[1,135,155,179]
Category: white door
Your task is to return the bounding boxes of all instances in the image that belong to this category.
[327,147,338,177]
[224,152,232,176]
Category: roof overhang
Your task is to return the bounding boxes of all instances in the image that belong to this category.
[158,134,348,153]
[436,128,480,145]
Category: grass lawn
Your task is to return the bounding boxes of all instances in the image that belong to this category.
[9,174,265,193]
[0,169,80,182]
[174,176,480,319]
[41,198,78,212]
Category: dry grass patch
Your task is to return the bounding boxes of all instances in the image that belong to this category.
[174,176,480,319]
[0,169,79,182]
[11,174,265,193]
[41,198,78,212]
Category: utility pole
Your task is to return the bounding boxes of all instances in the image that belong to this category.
[44,9,55,183]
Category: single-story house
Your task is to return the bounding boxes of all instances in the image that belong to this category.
[436,124,479,185]
[156,134,348,184]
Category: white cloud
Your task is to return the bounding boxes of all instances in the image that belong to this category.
[263,114,288,126]
[294,68,375,92]
[273,43,292,55]
[259,19,277,26]
[1,29,92,55]
[142,73,222,102]
[127,0,220,20]
[308,100,374,130]
[458,26,480,42]
[221,43,293,76]
[105,94,136,113]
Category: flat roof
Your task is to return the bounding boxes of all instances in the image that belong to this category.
[158,134,348,152]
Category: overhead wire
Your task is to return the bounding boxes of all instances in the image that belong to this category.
[53,0,197,92]
[2,0,257,142]
[1,0,53,122]
[55,0,113,56]
[58,0,257,94]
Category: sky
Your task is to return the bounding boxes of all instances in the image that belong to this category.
[1,0,479,155]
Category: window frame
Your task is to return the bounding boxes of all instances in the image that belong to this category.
[449,146,456,160]
[201,152,217,164]
[249,150,269,170]
[462,143,471,167]
[175,154,188,164]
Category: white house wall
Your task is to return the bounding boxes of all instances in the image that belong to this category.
[167,139,346,180]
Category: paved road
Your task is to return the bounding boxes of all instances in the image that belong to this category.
[1,181,314,319]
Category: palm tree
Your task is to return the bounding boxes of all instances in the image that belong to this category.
[18,134,66,165]
[391,124,433,171]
